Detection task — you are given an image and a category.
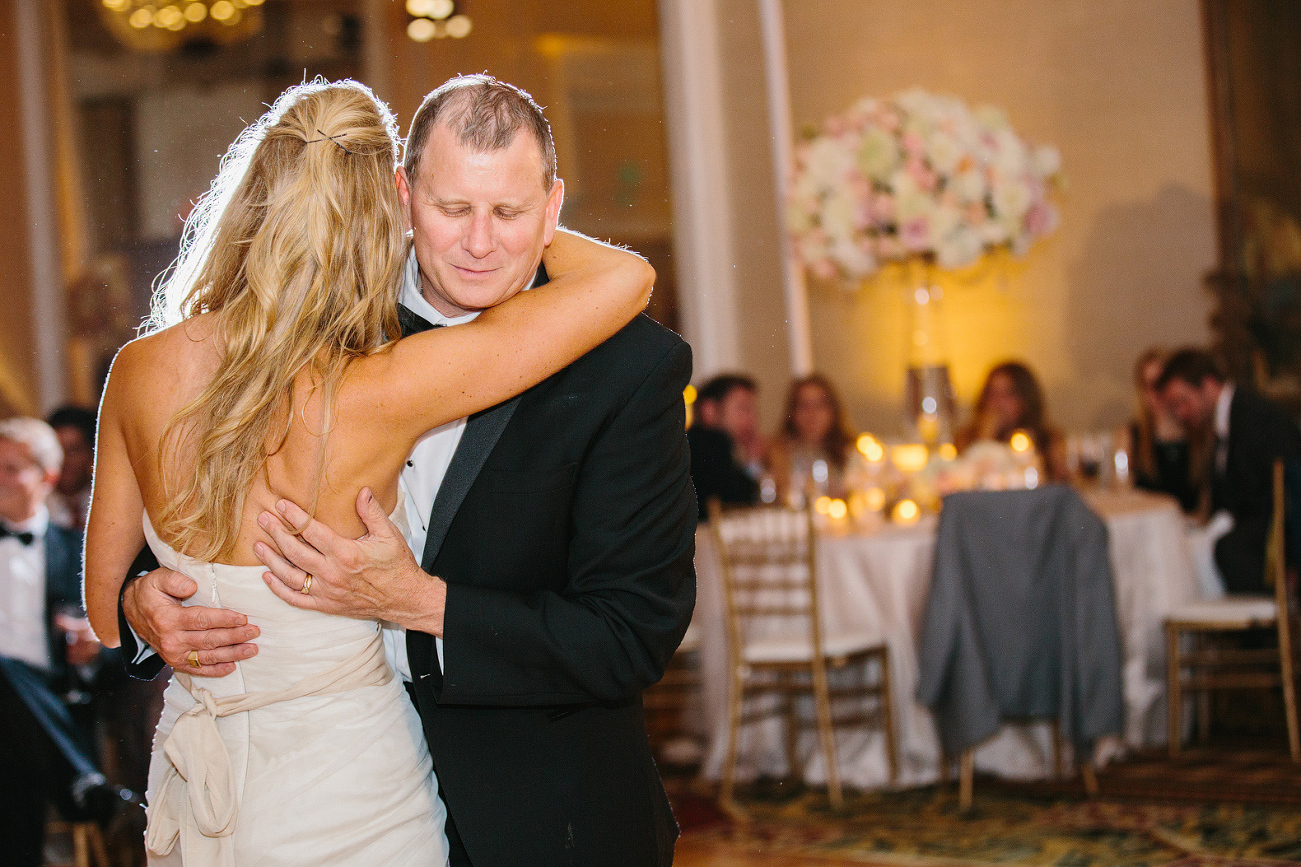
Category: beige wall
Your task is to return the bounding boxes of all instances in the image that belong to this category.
[716,0,1218,436]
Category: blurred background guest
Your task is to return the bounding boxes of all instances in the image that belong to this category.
[45,405,96,531]
[1157,348,1301,594]
[0,418,127,866]
[956,360,1068,481]
[1125,348,1206,513]
[767,373,859,503]
[689,373,762,520]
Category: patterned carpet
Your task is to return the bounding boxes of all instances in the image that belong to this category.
[668,748,1301,866]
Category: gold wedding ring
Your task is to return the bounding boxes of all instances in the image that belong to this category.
[187,650,200,669]
[301,573,313,595]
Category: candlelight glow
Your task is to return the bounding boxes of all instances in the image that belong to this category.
[893,499,920,523]
[891,443,929,474]
[857,434,885,462]
[1010,431,1032,453]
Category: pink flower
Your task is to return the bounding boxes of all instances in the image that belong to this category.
[905,156,937,192]
[1024,202,1058,238]
[812,258,838,280]
[872,194,896,224]
[901,217,931,252]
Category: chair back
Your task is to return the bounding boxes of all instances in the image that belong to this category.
[707,501,824,670]
[1272,459,1295,655]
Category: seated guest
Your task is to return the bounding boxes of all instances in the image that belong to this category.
[0,418,127,865]
[956,360,1068,481]
[767,373,860,502]
[689,373,762,520]
[1157,348,1301,594]
[45,405,96,531]
[1124,348,1206,513]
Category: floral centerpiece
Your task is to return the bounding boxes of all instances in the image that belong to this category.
[788,89,1063,281]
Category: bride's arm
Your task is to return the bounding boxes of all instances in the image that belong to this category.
[357,229,653,443]
[83,344,148,646]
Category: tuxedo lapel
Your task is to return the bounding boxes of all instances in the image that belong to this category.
[420,396,521,572]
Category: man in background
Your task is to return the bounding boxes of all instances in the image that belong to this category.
[46,405,96,531]
[0,417,125,865]
[688,373,763,519]
[1158,348,1301,594]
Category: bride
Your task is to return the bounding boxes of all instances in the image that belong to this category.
[82,80,651,865]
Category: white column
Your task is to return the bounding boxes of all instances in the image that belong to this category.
[16,0,66,412]
[657,0,741,378]
[757,0,813,376]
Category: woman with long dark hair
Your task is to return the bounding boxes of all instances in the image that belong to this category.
[956,360,1068,481]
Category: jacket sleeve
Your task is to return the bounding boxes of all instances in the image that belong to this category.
[116,546,167,681]
[437,340,697,706]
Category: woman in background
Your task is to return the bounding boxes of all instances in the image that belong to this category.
[1124,347,1205,513]
[767,374,861,502]
[956,361,1068,482]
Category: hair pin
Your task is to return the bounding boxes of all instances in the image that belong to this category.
[305,129,354,155]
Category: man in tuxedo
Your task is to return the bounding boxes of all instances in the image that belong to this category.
[1158,347,1301,593]
[120,75,696,866]
[0,418,122,866]
[688,373,762,520]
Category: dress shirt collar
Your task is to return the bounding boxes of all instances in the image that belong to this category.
[1214,382,1234,442]
[1,504,48,538]
[399,246,481,327]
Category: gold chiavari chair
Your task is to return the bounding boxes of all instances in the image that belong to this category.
[709,500,896,811]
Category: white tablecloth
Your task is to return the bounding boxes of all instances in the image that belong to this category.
[694,488,1200,789]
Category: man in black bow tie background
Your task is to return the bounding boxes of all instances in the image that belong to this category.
[1158,348,1301,594]
[121,74,696,866]
[0,417,125,866]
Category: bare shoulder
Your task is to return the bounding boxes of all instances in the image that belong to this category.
[103,316,222,419]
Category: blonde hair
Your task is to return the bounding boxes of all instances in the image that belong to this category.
[147,79,405,560]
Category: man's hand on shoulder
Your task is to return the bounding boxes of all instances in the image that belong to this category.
[256,487,447,637]
[123,567,259,676]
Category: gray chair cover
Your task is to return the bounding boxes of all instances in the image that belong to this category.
[917,485,1124,758]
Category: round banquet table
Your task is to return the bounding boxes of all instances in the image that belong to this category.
[692,488,1202,789]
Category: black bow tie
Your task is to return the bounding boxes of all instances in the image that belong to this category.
[0,526,35,546]
[398,305,443,337]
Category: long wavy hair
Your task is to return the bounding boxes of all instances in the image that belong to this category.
[1131,347,1167,481]
[959,361,1058,458]
[779,374,855,470]
[146,80,405,560]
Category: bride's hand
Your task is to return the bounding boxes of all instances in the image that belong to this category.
[256,489,448,636]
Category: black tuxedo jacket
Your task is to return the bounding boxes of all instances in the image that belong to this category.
[406,313,696,867]
[1211,387,1301,593]
[0,524,107,784]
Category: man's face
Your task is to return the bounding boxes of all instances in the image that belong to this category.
[1161,377,1220,430]
[54,426,93,496]
[0,439,56,524]
[397,122,564,317]
[717,387,760,444]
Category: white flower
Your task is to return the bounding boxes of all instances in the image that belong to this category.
[831,237,876,278]
[1031,145,1062,179]
[857,128,901,183]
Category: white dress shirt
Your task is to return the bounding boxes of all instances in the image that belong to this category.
[384,249,481,679]
[1214,382,1234,475]
[0,506,51,670]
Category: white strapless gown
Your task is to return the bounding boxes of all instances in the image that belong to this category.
[142,512,448,866]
